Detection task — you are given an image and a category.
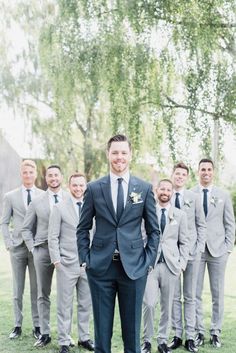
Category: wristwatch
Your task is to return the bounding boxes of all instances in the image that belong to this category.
[80,262,87,269]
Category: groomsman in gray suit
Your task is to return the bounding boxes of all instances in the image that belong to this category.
[1,159,43,339]
[48,173,94,353]
[192,158,235,349]
[169,163,206,353]
[22,165,68,347]
[142,179,189,353]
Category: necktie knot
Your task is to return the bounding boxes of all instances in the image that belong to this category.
[118,177,123,184]
[203,189,209,194]
[26,189,32,205]
[53,194,59,204]
[161,208,166,214]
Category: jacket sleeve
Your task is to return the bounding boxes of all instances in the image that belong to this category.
[142,184,160,267]
[1,194,14,250]
[77,184,95,264]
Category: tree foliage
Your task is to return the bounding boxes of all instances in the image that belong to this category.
[0,0,235,179]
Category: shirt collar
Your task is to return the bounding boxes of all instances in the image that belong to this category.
[70,195,83,205]
[157,202,171,212]
[22,185,36,192]
[110,171,130,185]
[199,184,213,193]
[48,188,63,197]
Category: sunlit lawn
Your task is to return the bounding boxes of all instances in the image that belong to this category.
[0,235,235,353]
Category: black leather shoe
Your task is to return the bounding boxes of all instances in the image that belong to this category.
[78,339,94,351]
[158,343,172,353]
[210,335,221,348]
[168,336,182,349]
[185,339,198,352]
[141,341,152,353]
[9,327,22,339]
[33,326,41,339]
[34,334,51,347]
[194,333,205,347]
[59,345,69,353]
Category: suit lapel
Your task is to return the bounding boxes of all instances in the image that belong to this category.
[17,188,27,212]
[119,176,140,222]
[67,198,79,224]
[100,176,117,223]
[207,186,218,218]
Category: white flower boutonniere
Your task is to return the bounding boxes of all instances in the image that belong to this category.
[168,214,177,225]
[183,200,193,208]
[210,196,223,207]
[129,191,143,204]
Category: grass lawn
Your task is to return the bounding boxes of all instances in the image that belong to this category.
[0,235,236,353]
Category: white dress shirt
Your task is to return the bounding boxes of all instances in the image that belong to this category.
[22,185,36,209]
[110,171,130,212]
[48,189,63,210]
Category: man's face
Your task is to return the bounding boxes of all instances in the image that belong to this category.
[172,167,188,190]
[69,176,87,200]
[21,165,37,188]
[107,141,132,176]
[198,162,214,187]
[45,167,63,190]
[156,181,173,203]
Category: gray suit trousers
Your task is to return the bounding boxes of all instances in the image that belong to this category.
[10,242,39,327]
[56,263,92,346]
[33,245,54,335]
[195,247,229,336]
[143,263,178,344]
[172,256,201,339]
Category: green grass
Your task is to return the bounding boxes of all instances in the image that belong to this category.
[0,235,236,353]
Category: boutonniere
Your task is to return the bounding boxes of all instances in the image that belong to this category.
[210,196,223,207]
[183,200,193,208]
[168,214,177,225]
[129,191,143,204]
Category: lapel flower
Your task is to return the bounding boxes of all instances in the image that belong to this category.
[183,200,193,208]
[129,191,143,204]
[210,196,222,207]
[168,212,176,224]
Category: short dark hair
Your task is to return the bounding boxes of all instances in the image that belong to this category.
[46,165,62,173]
[68,173,86,184]
[173,162,189,175]
[198,158,214,169]
[107,134,131,151]
[158,178,173,187]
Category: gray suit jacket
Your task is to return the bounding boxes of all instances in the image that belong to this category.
[22,189,69,251]
[48,197,80,266]
[181,189,206,259]
[157,206,189,276]
[191,185,235,257]
[1,186,44,249]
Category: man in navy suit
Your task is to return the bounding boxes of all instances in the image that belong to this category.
[77,134,159,353]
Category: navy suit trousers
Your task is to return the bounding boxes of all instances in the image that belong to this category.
[87,260,147,353]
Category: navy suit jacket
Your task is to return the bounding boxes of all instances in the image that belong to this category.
[77,175,159,280]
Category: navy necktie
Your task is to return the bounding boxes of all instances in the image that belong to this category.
[175,192,181,209]
[77,201,82,218]
[117,178,124,221]
[53,194,59,204]
[203,189,208,217]
[26,189,32,205]
[160,208,166,234]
